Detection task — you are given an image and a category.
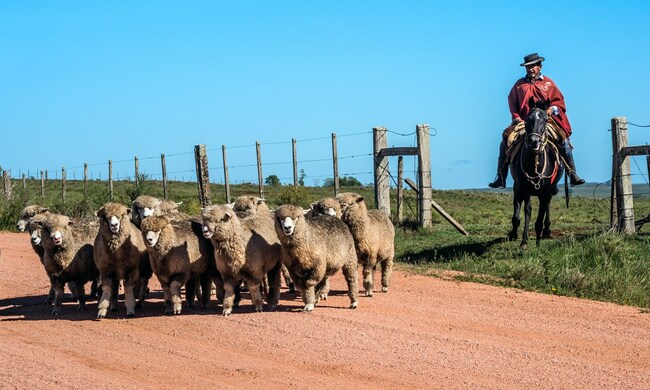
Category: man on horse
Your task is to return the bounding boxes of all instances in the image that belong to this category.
[488,53,585,188]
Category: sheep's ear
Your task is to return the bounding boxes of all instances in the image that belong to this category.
[95,207,103,217]
[126,207,132,214]
[256,198,265,205]
[355,196,364,204]
[224,211,232,221]
[309,202,316,208]
[39,207,49,213]
[226,202,235,209]
[175,201,183,207]
[68,219,75,226]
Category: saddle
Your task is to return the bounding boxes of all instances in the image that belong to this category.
[504,119,566,162]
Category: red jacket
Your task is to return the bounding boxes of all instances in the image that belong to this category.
[508,75,572,136]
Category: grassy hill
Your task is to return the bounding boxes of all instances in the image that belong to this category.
[2,178,648,309]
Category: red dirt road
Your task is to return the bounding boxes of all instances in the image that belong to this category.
[1,231,648,389]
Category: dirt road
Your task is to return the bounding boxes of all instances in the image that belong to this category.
[0,231,648,389]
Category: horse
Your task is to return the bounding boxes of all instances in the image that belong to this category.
[508,106,564,248]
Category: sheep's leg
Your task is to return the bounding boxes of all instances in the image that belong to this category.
[342,260,359,309]
[315,278,330,302]
[301,285,317,312]
[135,277,149,308]
[222,281,237,316]
[162,284,173,315]
[362,256,377,297]
[97,276,114,319]
[212,273,225,304]
[380,255,394,293]
[44,285,55,305]
[89,279,99,300]
[265,262,282,311]
[247,281,264,312]
[170,279,183,315]
[74,281,87,312]
[199,273,213,309]
[123,278,137,318]
[51,279,65,316]
[185,277,197,309]
[109,279,119,312]
[282,265,296,294]
[66,281,78,302]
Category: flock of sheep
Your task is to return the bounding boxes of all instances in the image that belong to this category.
[16,192,395,317]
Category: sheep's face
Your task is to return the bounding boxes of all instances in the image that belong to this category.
[274,205,304,237]
[144,229,161,247]
[98,204,129,234]
[336,192,365,216]
[140,216,169,248]
[16,205,48,232]
[30,228,42,246]
[131,196,163,226]
[41,215,72,247]
[201,205,235,241]
[310,198,341,218]
[233,196,268,218]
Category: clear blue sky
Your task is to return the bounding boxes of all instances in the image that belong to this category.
[2,1,649,190]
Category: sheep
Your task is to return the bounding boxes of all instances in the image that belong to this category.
[305,197,342,218]
[201,204,282,316]
[274,204,358,312]
[37,213,100,315]
[16,204,49,232]
[139,215,220,315]
[336,192,395,297]
[231,195,296,294]
[93,202,152,318]
[130,195,186,228]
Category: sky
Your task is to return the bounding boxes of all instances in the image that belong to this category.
[2,1,650,190]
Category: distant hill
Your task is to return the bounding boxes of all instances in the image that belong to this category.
[473,182,650,199]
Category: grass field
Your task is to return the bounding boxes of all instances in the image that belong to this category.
[2,178,648,308]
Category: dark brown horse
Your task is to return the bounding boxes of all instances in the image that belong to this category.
[508,106,564,248]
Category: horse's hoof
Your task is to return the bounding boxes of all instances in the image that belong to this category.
[520,243,528,250]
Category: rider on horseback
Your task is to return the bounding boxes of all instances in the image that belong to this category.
[489,53,585,188]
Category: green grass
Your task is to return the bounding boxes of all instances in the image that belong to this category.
[2,178,649,308]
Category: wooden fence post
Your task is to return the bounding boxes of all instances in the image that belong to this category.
[83,163,88,195]
[40,170,45,200]
[22,173,26,190]
[134,156,139,184]
[222,145,231,204]
[256,141,264,199]
[109,160,114,201]
[332,133,340,195]
[373,127,390,216]
[292,138,298,186]
[417,124,432,228]
[194,144,211,208]
[61,167,66,203]
[2,170,11,199]
[161,153,168,200]
[397,156,404,222]
[611,117,635,233]
[647,155,650,189]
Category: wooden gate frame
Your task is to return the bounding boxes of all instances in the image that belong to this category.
[610,117,650,233]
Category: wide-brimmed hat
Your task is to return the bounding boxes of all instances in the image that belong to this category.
[520,53,545,66]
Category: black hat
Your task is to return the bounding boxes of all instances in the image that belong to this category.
[520,53,545,66]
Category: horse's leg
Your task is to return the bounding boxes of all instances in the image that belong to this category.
[542,193,552,239]
[509,192,522,241]
[534,194,549,247]
[521,194,532,249]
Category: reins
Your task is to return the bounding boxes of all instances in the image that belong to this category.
[518,131,559,189]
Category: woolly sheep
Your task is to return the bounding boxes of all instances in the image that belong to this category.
[274,204,358,312]
[305,197,342,218]
[336,192,395,297]
[16,204,49,232]
[140,215,220,315]
[38,213,100,315]
[231,195,296,294]
[201,204,282,316]
[94,202,152,318]
[130,195,186,228]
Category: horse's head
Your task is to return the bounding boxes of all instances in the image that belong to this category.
[525,104,549,154]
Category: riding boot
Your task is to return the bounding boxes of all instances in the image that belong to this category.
[558,139,585,186]
[488,137,509,188]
